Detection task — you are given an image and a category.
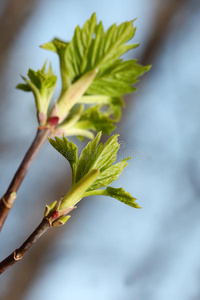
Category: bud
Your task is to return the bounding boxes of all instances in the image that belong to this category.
[52,215,71,227]
[44,200,57,217]
[60,169,100,210]
[49,69,98,123]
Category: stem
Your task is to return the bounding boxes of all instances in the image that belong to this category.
[83,190,105,197]
[0,128,51,231]
[0,218,51,275]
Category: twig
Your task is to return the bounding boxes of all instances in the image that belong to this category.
[0,205,74,274]
[0,218,51,274]
[0,0,40,66]
[141,0,187,65]
[0,128,51,231]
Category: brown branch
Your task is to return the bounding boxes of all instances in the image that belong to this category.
[0,128,51,231]
[141,0,187,66]
[0,0,40,66]
[0,206,74,274]
[0,218,51,275]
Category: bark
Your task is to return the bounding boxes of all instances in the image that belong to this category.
[0,128,51,231]
[0,218,51,275]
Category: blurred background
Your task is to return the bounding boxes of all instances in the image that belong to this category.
[0,0,200,299]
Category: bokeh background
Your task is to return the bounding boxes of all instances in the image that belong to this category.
[0,0,200,299]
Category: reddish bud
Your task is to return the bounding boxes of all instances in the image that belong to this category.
[50,210,60,221]
[48,116,59,126]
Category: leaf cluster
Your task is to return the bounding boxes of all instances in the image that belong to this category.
[16,62,57,125]
[39,13,150,137]
[49,132,140,209]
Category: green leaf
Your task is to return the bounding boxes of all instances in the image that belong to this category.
[89,134,120,171]
[110,97,124,120]
[87,76,136,96]
[104,187,141,208]
[65,12,97,80]
[16,83,31,92]
[41,14,150,131]
[55,104,95,139]
[76,133,120,182]
[83,187,140,208]
[57,104,84,130]
[48,136,78,184]
[49,133,139,209]
[62,128,95,140]
[16,62,57,125]
[78,95,124,121]
[89,21,137,71]
[41,38,69,53]
[87,60,151,96]
[88,157,130,191]
[75,105,116,135]
[56,95,121,138]
[42,13,150,98]
[41,38,70,92]
[75,132,102,182]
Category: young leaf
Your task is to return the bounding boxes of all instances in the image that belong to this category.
[87,60,151,96]
[42,13,150,132]
[49,136,78,184]
[56,97,121,139]
[63,14,150,96]
[83,187,141,209]
[75,133,120,182]
[74,105,116,134]
[41,38,70,92]
[78,95,124,121]
[89,20,137,70]
[16,62,57,125]
[64,12,97,80]
[88,157,130,191]
[49,133,140,210]
[88,134,120,171]
[104,187,141,208]
[75,132,102,182]
[16,84,31,92]
[55,105,95,139]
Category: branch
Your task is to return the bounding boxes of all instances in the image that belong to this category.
[0,205,74,275]
[0,218,51,274]
[141,0,186,65]
[0,0,40,66]
[0,128,51,231]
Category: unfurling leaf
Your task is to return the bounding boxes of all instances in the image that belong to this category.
[48,136,78,184]
[16,61,57,125]
[87,157,130,191]
[42,13,150,136]
[41,38,69,93]
[49,69,98,123]
[83,187,140,209]
[74,105,116,135]
[75,132,120,182]
[48,132,139,210]
[103,187,141,208]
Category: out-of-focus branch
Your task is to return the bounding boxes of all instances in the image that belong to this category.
[141,0,188,65]
[0,0,40,65]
